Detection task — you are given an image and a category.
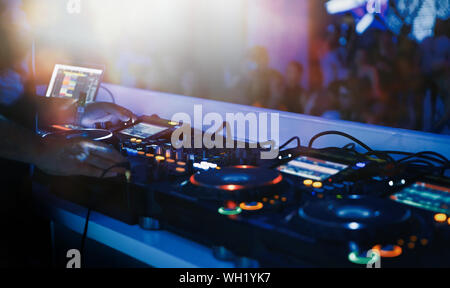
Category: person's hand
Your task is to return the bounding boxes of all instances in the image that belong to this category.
[34,138,128,178]
[80,102,137,128]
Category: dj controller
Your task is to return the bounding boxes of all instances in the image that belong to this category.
[37,115,450,267]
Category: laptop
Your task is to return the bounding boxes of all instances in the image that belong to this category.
[39,64,110,140]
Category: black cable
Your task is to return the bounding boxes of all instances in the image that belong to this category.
[80,161,130,265]
[308,131,373,152]
[373,150,447,165]
[398,151,448,165]
[80,208,91,256]
[279,136,301,150]
[100,84,116,104]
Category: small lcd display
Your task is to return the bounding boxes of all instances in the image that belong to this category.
[392,182,450,214]
[277,156,348,181]
[119,123,167,139]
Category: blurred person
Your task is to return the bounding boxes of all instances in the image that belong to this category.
[267,70,286,110]
[283,61,306,113]
[320,24,350,88]
[0,0,135,267]
[320,80,362,122]
[353,49,382,100]
[228,46,272,106]
[420,19,450,133]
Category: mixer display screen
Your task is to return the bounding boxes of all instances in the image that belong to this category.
[120,123,167,139]
[278,156,348,181]
[392,182,450,214]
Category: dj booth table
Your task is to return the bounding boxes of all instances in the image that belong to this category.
[33,83,450,267]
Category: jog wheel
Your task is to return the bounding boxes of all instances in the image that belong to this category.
[293,195,416,243]
[42,129,113,141]
[187,165,285,202]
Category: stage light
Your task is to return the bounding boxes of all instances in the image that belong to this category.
[326,0,366,14]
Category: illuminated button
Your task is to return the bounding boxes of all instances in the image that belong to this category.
[281,197,287,202]
[274,195,279,199]
[145,153,154,157]
[348,251,380,265]
[155,156,165,161]
[177,161,186,166]
[218,206,242,216]
[372,245,402,258]
[137,151,145,155]
[262,197,268,202]
[135,139,142,144]
[168,121,178,126]
[218,184,244,191]
[303,179,313,186]
[165,150,172,158]
[239,202,263,211]
[269,200,275,205]
[175,167,186,173]
[410,235,418,242]
[420,239,429,246]
[312,182,323,188]
[448,218,450,225]
[397,239,405,246]
[130,138,137,142]
[407,242,415,249]
[434,213,447,223]
[166,159,175,163]
[317,194,324,199]
[355,162,366,168]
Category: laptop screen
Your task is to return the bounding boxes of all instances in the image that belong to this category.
[45,64,104,103]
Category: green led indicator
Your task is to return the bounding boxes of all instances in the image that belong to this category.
[348,251,380,265]
[218,207,242,216]
[337,195,343,199]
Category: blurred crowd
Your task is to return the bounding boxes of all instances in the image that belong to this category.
[113,19,449,134]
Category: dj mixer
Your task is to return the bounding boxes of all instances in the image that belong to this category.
[37,115,450,267]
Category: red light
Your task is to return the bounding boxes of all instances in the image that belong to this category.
[226,201,237,209]
[234,165,256,169]
[270,174,283,185]
[219,184,245,191]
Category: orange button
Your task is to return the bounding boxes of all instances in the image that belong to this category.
[434,213,447,223]
[130,138,137,142]
[303,179,313,186]
[155,156,165,161]
[372,245,402,258]
[239,202,263,211]
[175,167,185,173]
[177,161,186,166]
[312,182,323,188]
[137,151,145,155]
[136,139,142,143]
[146,153,154,157]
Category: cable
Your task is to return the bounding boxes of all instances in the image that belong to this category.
[80,208,91,256]
[308,131,373,152]
[80,161,130,265]
[372,150,447,165]
[100,84,116,104]
[398,151,448,165]
[279,136,301,150]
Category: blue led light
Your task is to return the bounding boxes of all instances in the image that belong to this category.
[356,162,366,168]
[348,222,361,230]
